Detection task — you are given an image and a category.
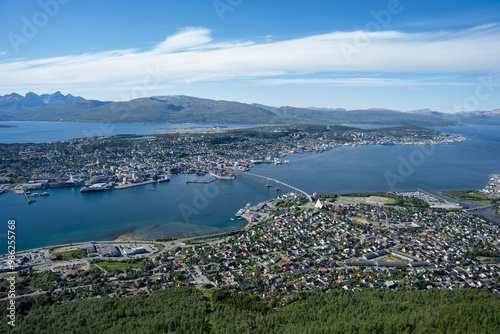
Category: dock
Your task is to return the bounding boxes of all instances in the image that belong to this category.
[23,191,34,204]
[418,189,449,202]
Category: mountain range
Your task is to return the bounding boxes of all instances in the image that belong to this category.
[0,92,85,115]
[0,92,498,126]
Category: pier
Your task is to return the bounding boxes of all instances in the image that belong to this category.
[23,191,34,204]
[233,171,312,202]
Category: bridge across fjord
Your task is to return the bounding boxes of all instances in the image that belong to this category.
[233,171,312,202]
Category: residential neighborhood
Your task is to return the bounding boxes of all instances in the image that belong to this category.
[1,192,498,305]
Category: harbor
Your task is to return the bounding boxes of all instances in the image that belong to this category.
[1,125,500,252]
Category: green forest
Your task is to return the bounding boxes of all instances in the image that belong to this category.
[2,287,499,333]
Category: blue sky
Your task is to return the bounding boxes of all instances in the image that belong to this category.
[1,0,499,112]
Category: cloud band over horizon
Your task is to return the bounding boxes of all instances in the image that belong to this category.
[1,25,499,107]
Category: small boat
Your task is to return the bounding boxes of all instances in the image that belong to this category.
[41,192,50,196]
[275,187,281,191]
[31,193,41,197]
[230,218,235,221]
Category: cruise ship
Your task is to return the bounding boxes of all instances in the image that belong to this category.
[157,176,171,183]
[80,186,105,193]
[235,208,246,217]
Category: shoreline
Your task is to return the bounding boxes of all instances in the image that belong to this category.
[0,130,491,255]
[2,127,466,196]
[2,185,498,256]
[110,233,136,241]
[3,177,170,196]
[438,191,500,217]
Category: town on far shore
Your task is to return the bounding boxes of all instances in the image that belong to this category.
[0,125,465,199]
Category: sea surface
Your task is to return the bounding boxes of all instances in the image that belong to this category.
[1,124,499,251]
[0,121,258,143]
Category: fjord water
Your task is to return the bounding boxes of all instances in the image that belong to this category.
[0,177,272,252]
[0,121,257,143]
[252,125,500,194]
[1,124,499,251]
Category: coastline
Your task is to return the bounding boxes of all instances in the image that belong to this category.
[2,184,498,256]
[0,127,493,254]
[439,191,499,217]
[110,233,136,241]
[4,177,170,196]
[1,125,466,197]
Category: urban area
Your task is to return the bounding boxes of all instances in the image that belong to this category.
[0,125,465,197]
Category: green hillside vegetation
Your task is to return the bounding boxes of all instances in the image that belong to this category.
[443,190,491,203]
[443,190,500,216]
[273,106,454,127]
[446,111,500,125]
[7,95,456,126]
[11,97,281,125]
[1,287,207,333]
[212,289,500,333]
[2,288,499,333]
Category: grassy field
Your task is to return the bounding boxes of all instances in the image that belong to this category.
[374,255,408,264]
[482,257,500,264]
[154,243,165,251]
[53,249,88,261]
[442,190,491,203]
[91,259,147,271]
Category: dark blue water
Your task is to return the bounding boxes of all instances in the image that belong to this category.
[0,121,258,143]
[1,124,499,251]
[251,125,500,194]
[0,176,273,251]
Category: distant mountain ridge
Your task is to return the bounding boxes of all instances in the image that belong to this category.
[1,92,499,126]
[407,108,500,125]
[0,91,85,115]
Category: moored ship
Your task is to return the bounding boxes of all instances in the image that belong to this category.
[80,186,105,193]
[235,208,246,217]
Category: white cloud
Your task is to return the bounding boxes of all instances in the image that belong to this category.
[258,78,475,87]
[0,51,6,56]
[152,27,212,53]
[0,25,499,94]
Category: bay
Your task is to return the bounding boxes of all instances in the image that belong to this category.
[1,124,499,252]
[1,176,273,251]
